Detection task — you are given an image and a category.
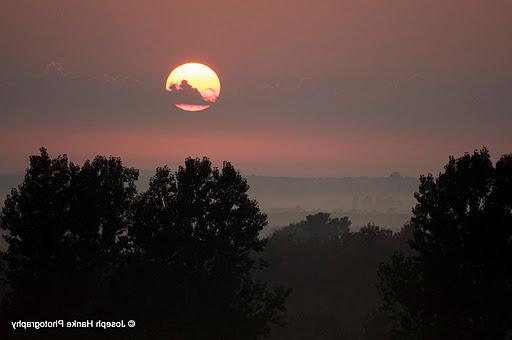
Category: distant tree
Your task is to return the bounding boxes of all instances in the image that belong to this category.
[378,149,512,339]
[349,222,392,242]
[263,214,409,339]
[0,148,138,323]
[124,157,289,339]
[270,212,351,242]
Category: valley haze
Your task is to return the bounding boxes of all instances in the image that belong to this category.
[0,170,416,242]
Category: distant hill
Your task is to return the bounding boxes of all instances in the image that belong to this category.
[245,173,418,232]
[246,173,417,212]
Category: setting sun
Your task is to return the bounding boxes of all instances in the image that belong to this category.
[165,63,221,112]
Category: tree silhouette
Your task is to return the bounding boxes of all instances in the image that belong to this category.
[378,149,512,339]
[0,150,288,339]
[125,157,288,339]
[263,214,411,339]
[0,148,138,325]
[270,212,351,242]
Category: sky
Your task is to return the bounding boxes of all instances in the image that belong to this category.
[1,0,511,177]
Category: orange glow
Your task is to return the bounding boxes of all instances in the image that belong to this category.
[0,125,466,177]
[175,104,210,112]
[165,63,221,111]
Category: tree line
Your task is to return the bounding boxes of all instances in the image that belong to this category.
[1,147,511,339]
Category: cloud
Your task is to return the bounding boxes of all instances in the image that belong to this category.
[167,80,212,105]
[0,63,168,124]
[43,61,68,78]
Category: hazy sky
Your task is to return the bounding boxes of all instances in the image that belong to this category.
[1,0,511,176]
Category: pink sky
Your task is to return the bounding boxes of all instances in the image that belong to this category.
[1,0,511,176]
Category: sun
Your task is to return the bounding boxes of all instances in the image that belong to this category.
[165,63,221,112]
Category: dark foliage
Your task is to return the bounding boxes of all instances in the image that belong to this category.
[4,147,510,339]
[378,149,512,339]
[0,149,287,339]
[262,213,412,339]
[0,148,138,323]
[123,158,289,339]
